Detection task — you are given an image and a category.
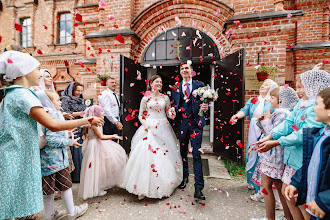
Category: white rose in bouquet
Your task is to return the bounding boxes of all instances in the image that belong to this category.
[203,90,212,99]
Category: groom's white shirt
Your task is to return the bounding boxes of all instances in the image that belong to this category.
[182,79,192,97]
[98,88,119,124]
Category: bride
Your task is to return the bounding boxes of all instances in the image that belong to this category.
[120,75,183,200]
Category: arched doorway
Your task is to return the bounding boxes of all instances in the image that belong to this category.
[121,27,245,163]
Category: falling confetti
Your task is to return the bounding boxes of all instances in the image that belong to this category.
[37,49,43,55]
[323,60,329,65]
[115,34,125,44]
[107,14,115,21]
[251,97,258,104]
[291,125,299,132]
[15,23,23,31]
[75,14,82,22]
[99,0,107,8]
[7,59,13,64]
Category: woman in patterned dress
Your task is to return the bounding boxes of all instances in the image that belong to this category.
[0,51,103,220]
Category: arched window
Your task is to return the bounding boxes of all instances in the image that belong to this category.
[143,27,219,62]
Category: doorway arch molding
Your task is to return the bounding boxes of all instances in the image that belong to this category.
[130,0,235,63]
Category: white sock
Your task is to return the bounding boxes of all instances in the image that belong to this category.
[43,194,55,218]
[62,188,75,215]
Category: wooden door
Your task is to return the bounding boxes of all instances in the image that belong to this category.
[213,49,245,164]
[120,55,148,153]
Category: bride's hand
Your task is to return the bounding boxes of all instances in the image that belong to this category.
[144,125,150,132]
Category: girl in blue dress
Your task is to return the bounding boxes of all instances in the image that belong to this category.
[0,51,104,220]
[230,79,278,198]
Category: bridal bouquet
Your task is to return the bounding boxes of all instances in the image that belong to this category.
[192,85,219,116]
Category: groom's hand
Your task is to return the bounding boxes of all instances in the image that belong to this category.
[199,103,208,112]
[115,121,123,130]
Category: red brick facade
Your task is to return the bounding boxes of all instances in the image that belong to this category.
[0,0,329,149]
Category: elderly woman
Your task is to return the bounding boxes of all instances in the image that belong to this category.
[230,79,278,198]
[61,81,86,183]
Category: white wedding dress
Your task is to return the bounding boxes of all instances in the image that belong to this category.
[120,95,183,199]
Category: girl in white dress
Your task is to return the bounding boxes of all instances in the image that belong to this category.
[120,75,183,200]
[78,105,127,200]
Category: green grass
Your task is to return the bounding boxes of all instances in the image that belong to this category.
[222,158,246,180]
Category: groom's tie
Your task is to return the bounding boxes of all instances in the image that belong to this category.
[185,83,190,97]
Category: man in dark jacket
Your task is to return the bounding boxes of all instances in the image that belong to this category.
[285,88,330,220]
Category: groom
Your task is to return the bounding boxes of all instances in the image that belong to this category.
[172,62,209,200]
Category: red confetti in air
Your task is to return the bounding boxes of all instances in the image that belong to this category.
[0,35,2,43]
[43,25,48,30]
[7,59,13,64]
[305,204,309,209]
[125,114,135,121]
[115,34,125,44]
[57,15,60,19]
[77,60,85,68]
[37,49,43,55]
[262,188,268,195]
[89,162,92,168]
[236,140,244,148]
[323,60,329,65]
[75,14,83,22]
[251,97,258,104]
[15,23,23,31]
[134,185,137,189]
[291,124,299,132]
[134,122,138,127]
[74,23,78,27]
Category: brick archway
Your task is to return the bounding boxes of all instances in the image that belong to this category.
[131,0,235,62]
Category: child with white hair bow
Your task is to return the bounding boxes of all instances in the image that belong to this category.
[0,51,104,220]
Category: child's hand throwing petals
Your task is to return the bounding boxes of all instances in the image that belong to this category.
[284,185,298,201]
[229,115,239,125]
[72,137,82,148]
[256,140,279,153]
[111,134,123,140]
[88,116,104,127]
[263,109,275,120]
[308,200,326,218]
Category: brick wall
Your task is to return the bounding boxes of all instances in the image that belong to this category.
[0,0,329,156]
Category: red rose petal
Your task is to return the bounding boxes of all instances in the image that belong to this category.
[7,58,13,64]
[75,13,82,22]
[134,122,138,127]
[115,34,125,44]
[305,204,309,209]
[262,188,268,195]
[0,35,2,43]
[251,97,258,104]
[15,23,23,31]
[134,185,137,189]
[323,60,329,65]
[291,124,299,132]
[125,114,135,121]
[89,162,92,168]
[37,49,43,55]
[88,118,94,123]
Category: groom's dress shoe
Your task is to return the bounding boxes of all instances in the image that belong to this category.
[178,178,189,189]
[194,188,206,200]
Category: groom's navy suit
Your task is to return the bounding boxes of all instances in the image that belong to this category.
[172,80,206,189]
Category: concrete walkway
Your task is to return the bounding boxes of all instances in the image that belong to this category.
[36,177,284,220]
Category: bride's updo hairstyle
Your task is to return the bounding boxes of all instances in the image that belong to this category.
[146,75,162,91]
